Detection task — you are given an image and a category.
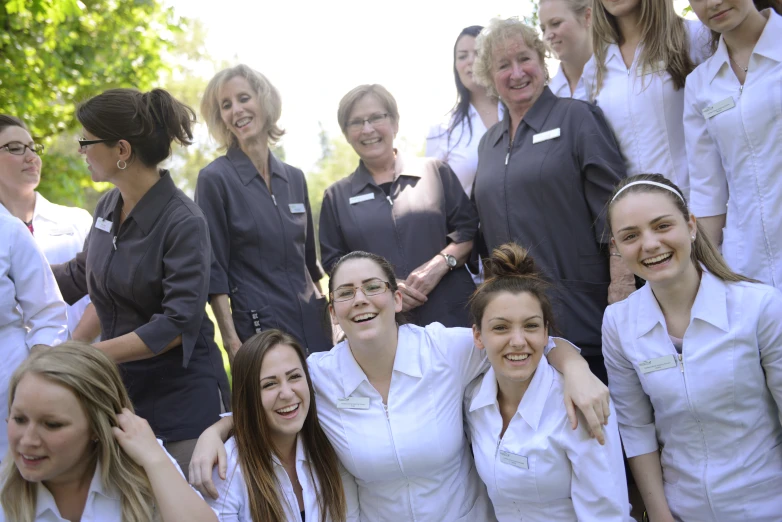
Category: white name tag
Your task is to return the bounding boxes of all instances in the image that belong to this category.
[337,397,370,410]
[45,225,74,236]
[639,355,678,374]
[637,60,666,77]
[95,217,113,233]
[532,128,561,144]
[702,97,736,119]
[499,450,529,469]
[288,203,306,214]
[349,192,375,205]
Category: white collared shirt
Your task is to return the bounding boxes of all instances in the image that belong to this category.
[307,323,497,522]
[465,356,631,521]
[683,9,782,289]
[548,63,587,100]
[0,213,67,457]
[208,436,359,522]
[425,103,504,196]
[577,19,711,199]
[602,270,782,521]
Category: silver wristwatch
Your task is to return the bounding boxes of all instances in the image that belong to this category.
[441,253,457,270]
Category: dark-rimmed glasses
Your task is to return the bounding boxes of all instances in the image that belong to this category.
[78,138,119,149]
[331,280,391,302]
[0,141,44,156]
[346,113,390,132]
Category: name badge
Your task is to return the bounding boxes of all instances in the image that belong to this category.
[532,128,561,144]
[95,217,113,233]
[499,450,529,469]
[702,97,736,119]
[349,192,375,205]
[46,225,74,236]
[288,203,306,214]
[637,60,666,77]
[639,355,678,374]
[337,397,370,410]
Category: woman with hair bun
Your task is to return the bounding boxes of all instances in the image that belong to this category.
[0,342,217,522]
[52,88,229,475]
[466,243,630,521]
[603,174,782,520]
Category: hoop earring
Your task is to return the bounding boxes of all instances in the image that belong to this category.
[117,159,127,170]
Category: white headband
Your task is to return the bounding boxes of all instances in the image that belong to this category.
[611,180,685,203]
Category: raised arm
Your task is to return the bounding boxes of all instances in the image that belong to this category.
[189,415,235,499]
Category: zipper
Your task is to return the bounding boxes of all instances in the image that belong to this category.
[678,353,684,373]
[271,194,277,206]
[382,401,415,521]
[386,195,394,207]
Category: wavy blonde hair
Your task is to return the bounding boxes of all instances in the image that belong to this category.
[591,0,694,96]
[0,342,159,522]
[473,17,550,100]
[200,64,285,150]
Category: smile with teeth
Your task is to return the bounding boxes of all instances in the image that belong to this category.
[235,117,252,128]
[642,253,673,267]
[361,138,381,145]
[276,404,299,415]
[510,81,531,89]
[353,313,377,323]
[505,353,530,361]
[21,454,45,461]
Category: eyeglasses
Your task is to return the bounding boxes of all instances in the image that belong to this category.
[0,141,44,156]
[331,280,391,302]
[346,113,390,132]
[78,138,118,149]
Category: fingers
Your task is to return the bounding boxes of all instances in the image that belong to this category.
[601,395,611,426]
[400,283,427,303]
[218,443,227,481]
[565,398,578,431]
[583,408,606,446]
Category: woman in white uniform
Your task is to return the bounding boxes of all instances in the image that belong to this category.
[465,243,630,521]
[189,251,612,521]
[0,115,99,342]
[683,0,782,288]
[539,0,592,99]
[578,0,711,198]
[603,174,782,521]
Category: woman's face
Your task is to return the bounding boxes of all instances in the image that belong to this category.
[78,129,123,183]
[491,36,546,113]
[344,94,397,164]
[610,191,697,286]
[0,126,41,196]
[329,258,403,344]
[600,0,641,20]
[455,35,481,93]
[218,75,267,146]
[7,373,94,485]
[689,0,756,34]
[260,344,311,445]
[540,0,591,63]
[473,291,548,388]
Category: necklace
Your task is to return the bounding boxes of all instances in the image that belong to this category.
[728,52,749,73]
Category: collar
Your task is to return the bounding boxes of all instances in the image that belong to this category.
[0,201,11,218]
[707,10,781,83]
[227,147,289,186]
[124,170,178,235]
[634,268,730,338]
[548,64,568,95]
[35,460,119,519]
[271,435,308,467]
[349,151,420,196]
[491,86,557,145]
[469,356,554,431]
[339,325,423,397]
[32,192,57,223]
[604,42,623,66]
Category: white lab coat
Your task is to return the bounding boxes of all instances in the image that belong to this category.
[548,63,587,100]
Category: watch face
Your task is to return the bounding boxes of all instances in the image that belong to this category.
[446,255,457,267]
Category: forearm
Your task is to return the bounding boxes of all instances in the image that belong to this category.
[442,240,474,266]
[609,249,635,286]
[698,215,726,248]
[628,451,674,522]
[72,303,101,342]
[145,457,218,522]
[212,415,234,442]
[94,332,180,364]
[210,294,240,352]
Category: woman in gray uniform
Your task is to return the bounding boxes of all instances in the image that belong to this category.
[196,65,331,357]
[319,84,478,328]
[471,18,632,382]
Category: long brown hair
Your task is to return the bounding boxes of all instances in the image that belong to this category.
[606,174,756,283]
[591,0,694,95]
[231,330,346,522]
[1,342,158,522]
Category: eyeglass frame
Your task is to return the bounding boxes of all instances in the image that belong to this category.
[0,141,44,156]
[78,138,120,149]
[346,113,390,132]
[330,280,392,302]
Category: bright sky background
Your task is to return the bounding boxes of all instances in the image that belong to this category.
[166,0,691,171]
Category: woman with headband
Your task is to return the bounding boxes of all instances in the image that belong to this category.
[603,173,782,521]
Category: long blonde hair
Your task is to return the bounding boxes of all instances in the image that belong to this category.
[591,0,694,96]
[1,342,159,522]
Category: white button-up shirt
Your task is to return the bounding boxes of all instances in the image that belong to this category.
[307,323,496,522]
[208,436,359,522]
[548,63,587,100]
[578,19,711,199]
[602,270,782,521]
[0,213,67,457]
[425,103,503,196]
[465,356,631,521]
[683,9,782,289]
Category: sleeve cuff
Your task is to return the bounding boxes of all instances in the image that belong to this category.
[135,314,201,367]
[547,336,581,355]
[690,201,728,218]
[618,423,659,457]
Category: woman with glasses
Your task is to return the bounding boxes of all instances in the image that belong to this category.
[52,88,229,476]
[319,84,478,328]
[195,65,332,357]
[0,115,99,343]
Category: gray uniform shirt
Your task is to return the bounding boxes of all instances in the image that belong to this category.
[195,148,331,352]
[319,154,478,327]
[474,87,627,355]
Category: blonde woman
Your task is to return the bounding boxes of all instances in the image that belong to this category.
[0,342,217,522]
[539,0,592,98]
